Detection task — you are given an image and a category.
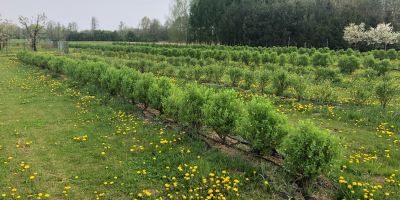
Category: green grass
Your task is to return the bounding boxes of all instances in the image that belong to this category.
[0,57,277,199]
[2,46,400,200]
[62,48,400,199]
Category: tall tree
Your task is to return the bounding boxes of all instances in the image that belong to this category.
[139,16,151,41]
[91,16,99,35]
[18,13,47,51]
[68,22,79,32]
[167,0,190,43]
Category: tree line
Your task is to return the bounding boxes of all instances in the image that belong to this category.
[2,0,400,50]
[188,0,400,50]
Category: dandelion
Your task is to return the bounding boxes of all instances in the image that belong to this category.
[30,176,35,179]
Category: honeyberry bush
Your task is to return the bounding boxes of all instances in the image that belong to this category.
[283,120,341,183]
[240,96,290,155]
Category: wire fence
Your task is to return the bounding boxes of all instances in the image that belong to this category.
[0,41,69,57]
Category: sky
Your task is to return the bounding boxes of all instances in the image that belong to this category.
[1,0,171,31]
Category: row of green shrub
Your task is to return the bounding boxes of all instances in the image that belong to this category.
[17,50,342,183]
[72,44,399,76]
[112,42,400,59]
[71,51,398,106]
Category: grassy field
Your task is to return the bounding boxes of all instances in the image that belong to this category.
[0,57,278,199]
[1,44,400,200]
[67,45,400,200]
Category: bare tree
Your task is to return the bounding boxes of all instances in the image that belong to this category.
[0,14,13,50]
[68,22,79,32]
[46,20,56,40]
[18,13,47,51]
[91,16,99,34]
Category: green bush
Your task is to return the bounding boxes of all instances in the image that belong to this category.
[315,66,341,82]
[386,49,398,60]
[345,48,355,56]
[375,76,397,109]
[240,97,289,155]
[283,120,341,183]
[338,55,361,73]
[241,50,252,65]
[243,70,256,90]
[176,68,186,79]
[277,54,288,66]
[362,55,377,69]
[289,52,299,66]
[163,66,175,77]
[261,53,270,63]
[227,67,244,87]
[176,83,212,130]
[312,52,333,67]
[375,59,392,76]
[163,87,184,122]
[291,75,308,100]
[204,65,215,82]
[251,51,261,65]
[121,68,141,104]
[272,70,291,96]
[298,54,310,67]
[148,77,173,114]
[194,66,204,81]
[313,80,337,104]
[230,51,240,62]
[350,78,372,105]
[48,57,66,74]
[203,89,241,142]
[258,70,270,94]
[134,73,156,110]
[99,67,122,95]
[270,52,278,63]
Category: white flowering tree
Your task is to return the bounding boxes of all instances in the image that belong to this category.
[369,23,400,51]
[0,15,13,50]
[343,23,366,50]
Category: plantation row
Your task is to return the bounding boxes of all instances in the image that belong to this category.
[67,49,399,110]
[71,42,400,62]
[17,50,341,184]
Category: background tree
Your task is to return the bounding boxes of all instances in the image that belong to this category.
[91,16,99,35]
[343,23,366,51]
[369,23,400,51]
[67,22,79,32]
[118,21,126,41]
[0,15,13,50]
[138,16,151,41]
[166,0,190,43]
[18,13,47,51]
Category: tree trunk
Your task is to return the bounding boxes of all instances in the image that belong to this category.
[33,38,37,51]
